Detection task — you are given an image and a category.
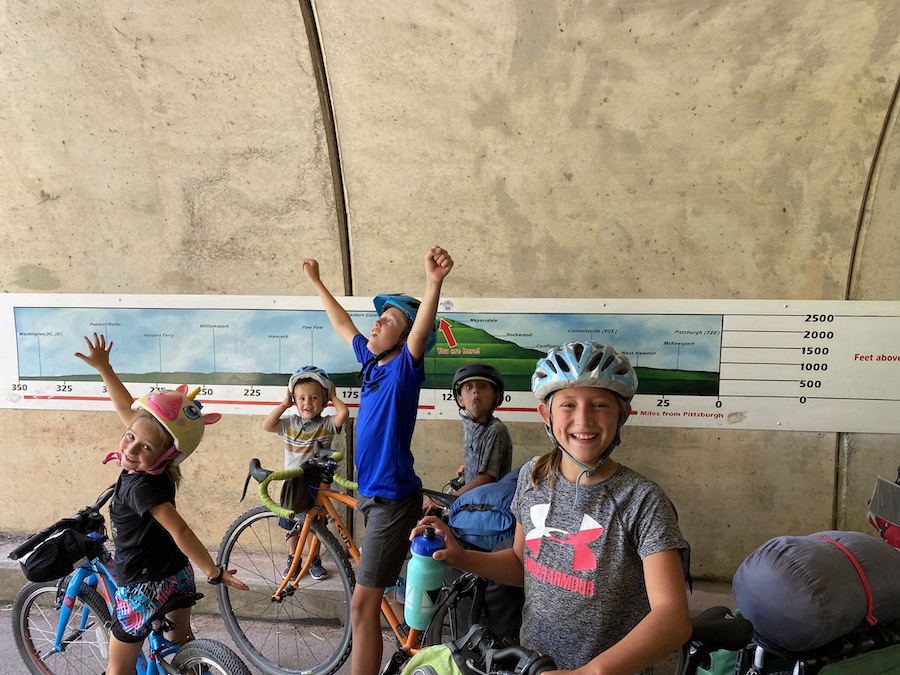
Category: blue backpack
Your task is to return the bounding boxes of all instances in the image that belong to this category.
[449,466,520,551]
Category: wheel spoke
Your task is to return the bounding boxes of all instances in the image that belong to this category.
[216,506,354,675]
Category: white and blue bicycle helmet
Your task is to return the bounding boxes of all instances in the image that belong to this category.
[531,341,637,403]
[531,342,638,489]
[288,365,333,397]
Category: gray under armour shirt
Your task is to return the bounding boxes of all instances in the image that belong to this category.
[511,458,688,672]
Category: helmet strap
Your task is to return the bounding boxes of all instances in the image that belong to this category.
[101,450,123,468]
[101,446,178,476]
[142,445,179,475]
[358,342,402,380]
[457,406,474,422]
[544,393,621,476]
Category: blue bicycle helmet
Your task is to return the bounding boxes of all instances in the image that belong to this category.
[288,365,333,397]
[373,293,437,354]
[531,341,638,402]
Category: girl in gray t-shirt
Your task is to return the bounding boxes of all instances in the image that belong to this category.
[413,341,691,673]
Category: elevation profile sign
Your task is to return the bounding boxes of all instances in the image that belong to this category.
[2,293,899,433]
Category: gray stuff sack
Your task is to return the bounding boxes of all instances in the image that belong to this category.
[733,530,900,653]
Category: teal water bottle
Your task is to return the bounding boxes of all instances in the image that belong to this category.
[404,526,445,630]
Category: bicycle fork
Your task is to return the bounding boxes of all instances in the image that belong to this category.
[273,513,324,601]
[51,569,95,654]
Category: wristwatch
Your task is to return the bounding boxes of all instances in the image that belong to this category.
[207,565,225,585]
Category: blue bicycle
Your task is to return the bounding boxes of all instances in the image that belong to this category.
[9,485,251,675]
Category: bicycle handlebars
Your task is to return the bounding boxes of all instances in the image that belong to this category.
[9,485,115,561]
[244,450,359,521]
[451,624,557,675]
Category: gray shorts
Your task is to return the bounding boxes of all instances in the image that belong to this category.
[356,492,422,589]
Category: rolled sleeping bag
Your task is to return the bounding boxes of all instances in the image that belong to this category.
[732,530,900,652]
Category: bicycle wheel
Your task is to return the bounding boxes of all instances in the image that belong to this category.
[422,599,452,647]
[422,569,484,647]
[13,579,111,675]
[171,637,253,675]
[217,505,355,675]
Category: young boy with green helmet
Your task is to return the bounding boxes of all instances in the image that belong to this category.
[302,245,453,675]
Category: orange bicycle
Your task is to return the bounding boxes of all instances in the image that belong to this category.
[215,450,465,675]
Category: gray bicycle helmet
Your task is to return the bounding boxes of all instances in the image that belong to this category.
[531,341,638,402]
[288,365,333,397]
[452,363,505,410]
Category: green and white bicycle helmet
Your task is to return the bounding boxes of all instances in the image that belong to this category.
[531,341,638,403]
[288,365,333,397]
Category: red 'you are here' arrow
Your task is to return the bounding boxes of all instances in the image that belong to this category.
[438,318,457,348]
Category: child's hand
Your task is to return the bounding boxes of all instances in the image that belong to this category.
[411,515,464,566]
[327,382,337,404]
[221,568,249,591]
[301,259,321,283]
[74,333,113,372]
[425,246,453,282]
[282,389,294,407]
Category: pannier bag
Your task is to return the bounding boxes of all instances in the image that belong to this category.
[733,530,900,653]
[449,466,520,551]
[280,463,323,514]
[868,474,900,549]
[402,643,461,675]
[20,528,104,582]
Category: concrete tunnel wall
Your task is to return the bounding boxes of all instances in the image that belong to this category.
[1,1,899,581]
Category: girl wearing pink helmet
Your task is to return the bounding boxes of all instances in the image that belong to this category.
[75,333,248,675]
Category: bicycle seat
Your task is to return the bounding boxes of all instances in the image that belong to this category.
[151,592,203,622]
[689,606,754,651]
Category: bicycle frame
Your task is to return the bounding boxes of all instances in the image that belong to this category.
[59,550,198,674]
[275,482,426,656]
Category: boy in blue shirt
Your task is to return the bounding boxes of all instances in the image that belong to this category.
[302,246,453,675]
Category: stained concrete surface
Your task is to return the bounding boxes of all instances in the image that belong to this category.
[2,0,900,586]
[0,532,733,673]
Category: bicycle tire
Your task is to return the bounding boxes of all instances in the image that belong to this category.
[171,637,253,675]
[13,579,112,675]
[422,599,452,647]
[217,504,355,675]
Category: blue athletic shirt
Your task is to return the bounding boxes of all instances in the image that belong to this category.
[352,333,424,499]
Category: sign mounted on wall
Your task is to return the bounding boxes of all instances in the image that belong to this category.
[2,294,898,433]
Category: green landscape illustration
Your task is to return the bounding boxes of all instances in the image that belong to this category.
[18,310,720,397]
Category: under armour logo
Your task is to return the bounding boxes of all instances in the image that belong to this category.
[524,503,604,571]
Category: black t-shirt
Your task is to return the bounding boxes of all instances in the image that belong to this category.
[110,471,188,585]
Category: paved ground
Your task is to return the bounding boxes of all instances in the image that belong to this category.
[0,532,734,674]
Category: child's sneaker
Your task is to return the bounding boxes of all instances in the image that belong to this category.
[283,554,294,576]
[309,555,328,580]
